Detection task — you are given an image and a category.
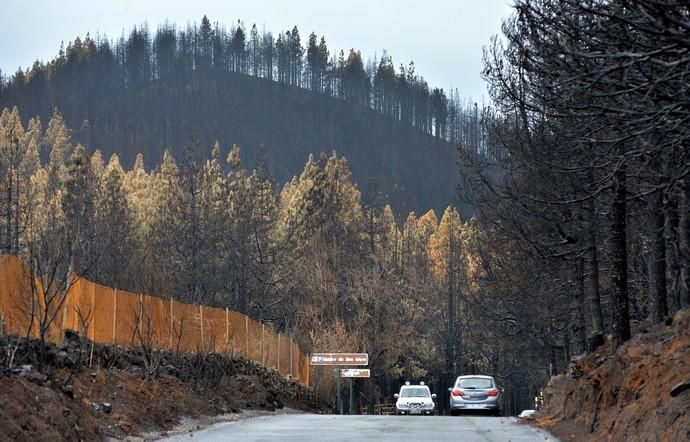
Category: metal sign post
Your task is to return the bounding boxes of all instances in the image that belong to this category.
[338,369,371,414]
[311,353,369,415]
[349,377,354,415]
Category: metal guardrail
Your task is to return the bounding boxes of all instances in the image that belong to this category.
[373,404,397,415]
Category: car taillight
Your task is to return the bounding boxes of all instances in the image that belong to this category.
[451,389,464,397]
[487,388,499,397]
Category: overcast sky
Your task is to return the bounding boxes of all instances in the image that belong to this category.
[1,0,513,101]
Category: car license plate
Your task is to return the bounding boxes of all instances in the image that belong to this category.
[467,404,483,409]
[410,409,422,414]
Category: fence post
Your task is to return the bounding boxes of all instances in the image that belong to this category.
[91,283,96,341]
[305,353,310,386]
[261,323,265,365]
[138,294,143,337]
[61,289,69,337]
[289,335,293,377]
[225,307,229,351]
[277,333,281,374]
[169,297,174,350]
[112,289,118,342]
[245,315,249,359]
[199,305,204,351]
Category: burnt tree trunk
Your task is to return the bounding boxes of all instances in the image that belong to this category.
[681,178,690,309]
[650,189,668,323]
[575,258,587,354]
[587,213,605,351]
[611,164,630,347]
[665,188,680,315]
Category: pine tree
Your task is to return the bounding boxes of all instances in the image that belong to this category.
[232,21,247,74]
[44,110,71,195]
[62,144,97,275]
[307,32,319,92]
[224,145,253,313]
[0,107,26,253]
[289,27,303,87]
[123,153,152,240]
[147,150,183,295]
[249,24,260,77]
[95,154,134,289]
[198,15,213,71]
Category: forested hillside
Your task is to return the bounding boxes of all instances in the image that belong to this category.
[0,107,504,409]
[0,16,486,213]
[4,2,688,426]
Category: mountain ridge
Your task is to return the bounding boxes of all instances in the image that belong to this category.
[0,18,481,213]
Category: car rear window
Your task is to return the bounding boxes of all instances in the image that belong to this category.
[456,378,493,389]
[400,387,430,398]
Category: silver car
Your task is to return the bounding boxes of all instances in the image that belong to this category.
[448,375,502,416]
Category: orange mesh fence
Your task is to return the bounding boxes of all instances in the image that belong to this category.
[291,341,300,378]
[72,278,96,340]
[114,290,139,347]
[0,255,31,337]
[61,280,79,335]
[57,285,74,339]
[173,302,200,353]
[279,334,291,377]
[263,328,275,369]
[147,295,169,349]
[228,310,248,356]
[0,255,310,385]
[201,306,226,354]
[268,329,278,369]
[39,279,63,343]
[93,284,115,344]
[247,318,263,363]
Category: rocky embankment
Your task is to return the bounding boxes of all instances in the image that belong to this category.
[537,309,690,441]
[0,331,322,441]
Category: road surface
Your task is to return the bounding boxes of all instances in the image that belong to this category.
[159,414,559,441]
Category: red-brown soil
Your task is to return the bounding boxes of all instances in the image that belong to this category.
[0,333,321,441]
[536,309,690,441]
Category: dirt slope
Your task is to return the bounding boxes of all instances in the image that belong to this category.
[537,309,690,441]
[0,333,321,441]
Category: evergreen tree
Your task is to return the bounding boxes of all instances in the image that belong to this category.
[95,154,134,289]
[62,144,97,275]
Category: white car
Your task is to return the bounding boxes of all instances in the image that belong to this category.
[394,381,437,415]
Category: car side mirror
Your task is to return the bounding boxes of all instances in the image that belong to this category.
[431,394,437,399]
[394,393,399,399]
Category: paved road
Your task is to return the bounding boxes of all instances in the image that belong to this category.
[159,414,559,441]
